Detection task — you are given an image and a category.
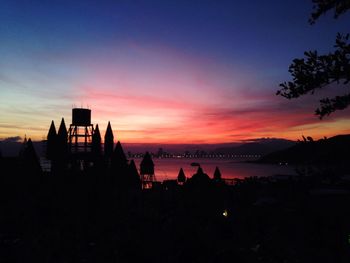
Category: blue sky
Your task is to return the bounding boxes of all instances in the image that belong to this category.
[1,0,349,143]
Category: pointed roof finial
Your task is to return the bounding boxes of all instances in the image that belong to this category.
[105,121,114,140]
[104,121,114,158]
[113,140,127,164]
[129,159,140,178]
[94,124,101,138]
[213,166,222,181]
[48,120,57,138]
[177,167,186,183]
[58,118,67,138]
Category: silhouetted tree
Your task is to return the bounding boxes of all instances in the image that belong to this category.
[111,141,128,174]
[104,121,114,159]
[277,0,350,118]
[92,124,102,156]
[128,159,141,189]
[57,118,68,157]
[46,120,57,159]
[20,138,42,174]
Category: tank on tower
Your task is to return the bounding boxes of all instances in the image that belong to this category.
[72,108,91,126]
[68,108,94,156]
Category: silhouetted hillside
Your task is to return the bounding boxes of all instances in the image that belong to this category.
[0,139,296,157]
[214,138,295,155]
[259,134,350,164]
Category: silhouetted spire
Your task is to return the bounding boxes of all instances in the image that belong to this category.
[111,140,129,179]
[21,138,42,174]
[92,124,102,156]
[128,159,141,188]
[213,166,222,181]
[104,121,114,158]
[188,166,210,186]
[94,124,101,139]
[140,152,154,175]
[48,120,57,138]
[177,167,186,184]
[56,118,68,160]
[112,141,128,165]
[129,159,139,177]
[46,120,57,159]
[57,118,68,140]
[19,135,27,156]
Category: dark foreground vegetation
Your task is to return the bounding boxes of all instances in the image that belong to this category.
[259,134,350,165]
[1,155,350,263]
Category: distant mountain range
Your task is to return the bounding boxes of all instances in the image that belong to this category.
[258,134,350,164]
[213,138,295,155]
[0,137,295,157]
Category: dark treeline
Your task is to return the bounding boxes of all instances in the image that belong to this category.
[1,111,350,262]
[1,142,350,263]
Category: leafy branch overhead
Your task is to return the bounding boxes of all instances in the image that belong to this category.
[309,0,350,23]
[277,0,350,118]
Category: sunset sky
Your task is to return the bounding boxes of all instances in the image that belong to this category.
[1,0,350,143]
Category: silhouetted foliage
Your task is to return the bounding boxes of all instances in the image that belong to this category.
[259,134,350,164]
[309,0,350,23]
[278,0,350,118]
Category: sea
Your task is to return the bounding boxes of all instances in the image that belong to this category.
[132,158,297,182]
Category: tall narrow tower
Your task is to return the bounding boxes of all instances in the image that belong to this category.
[68,108,94,154]
[140,152,155,189]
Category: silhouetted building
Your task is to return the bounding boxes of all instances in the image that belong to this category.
[43,109,143,189]
[111,141,128,172]
[68,108,94,154]
[177,167,186,184]
[187,166,211,187]
[213,166,222,182]
[140,152,155,189]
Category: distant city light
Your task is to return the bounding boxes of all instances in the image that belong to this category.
[222,209,228,218]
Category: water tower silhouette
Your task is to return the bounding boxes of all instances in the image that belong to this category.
[68,108,94,154]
